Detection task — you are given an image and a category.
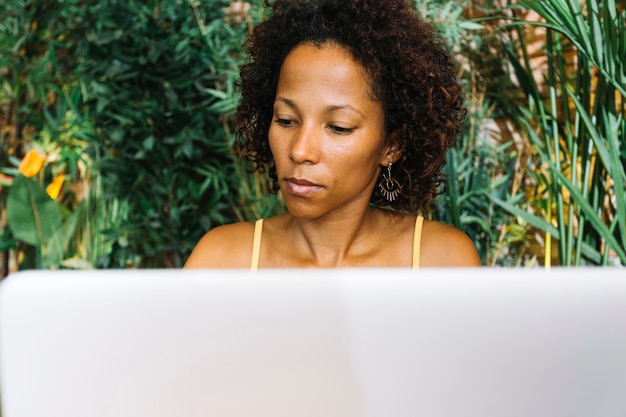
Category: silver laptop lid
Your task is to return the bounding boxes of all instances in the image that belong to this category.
[1,268,625,417]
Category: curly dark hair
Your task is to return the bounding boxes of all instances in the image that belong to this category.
[235,0,465,213]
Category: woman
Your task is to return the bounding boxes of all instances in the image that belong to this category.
[185,0,481,269]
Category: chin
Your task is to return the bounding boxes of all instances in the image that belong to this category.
[284,200,325,220]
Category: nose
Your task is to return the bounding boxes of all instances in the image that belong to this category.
[289,123,320,164]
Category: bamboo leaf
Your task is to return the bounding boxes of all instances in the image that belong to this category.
[565,87,613,170]
[603,111,626,246]
[547,159,626,262]
[491,195,558,236]
[587,0,604,67]
[446,149,462,228]
[48,201,86,266]
[503,18,626,97]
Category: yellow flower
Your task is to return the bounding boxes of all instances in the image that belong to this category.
[18,149,46,178]
[46,174,64,199]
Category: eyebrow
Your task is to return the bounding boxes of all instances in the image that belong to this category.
[275,97,366,119]
[327,104,366,119]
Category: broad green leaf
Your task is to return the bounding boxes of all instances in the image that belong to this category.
[6,174,63,250]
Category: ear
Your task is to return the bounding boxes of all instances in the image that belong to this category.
[379,131,402,166]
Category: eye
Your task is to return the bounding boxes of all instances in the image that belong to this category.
[273,118,295,127]
[329,125,355,135]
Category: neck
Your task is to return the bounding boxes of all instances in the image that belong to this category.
[285,206,389,267]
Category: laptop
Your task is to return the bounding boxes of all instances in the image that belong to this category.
[1,268,625,417]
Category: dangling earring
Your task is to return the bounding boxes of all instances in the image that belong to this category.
[378,162,402,202]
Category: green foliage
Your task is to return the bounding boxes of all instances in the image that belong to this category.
[4,0,621,269]
[1,0,270,270]
[493,0,626,265]
[0,0,93,271]
[435,119,528,266]
[415,0,526,265]
[76,0,244,267]
[6,174,63,267]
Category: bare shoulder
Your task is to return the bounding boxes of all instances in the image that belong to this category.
[420,219,482,267]
[184,222,256,268]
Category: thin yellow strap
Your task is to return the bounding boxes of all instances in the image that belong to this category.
[251,219,263,271]
[412,215,424,269]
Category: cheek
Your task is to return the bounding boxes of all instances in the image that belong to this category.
[348,134,386,161]
[267,126,281,159]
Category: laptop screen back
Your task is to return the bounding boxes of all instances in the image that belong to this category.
[1,268,625,417]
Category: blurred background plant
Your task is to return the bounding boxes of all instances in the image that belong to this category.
[422,0,625,266]
[0,1,101,272]
[486,0,626,265]
[1,0,623,274]
[419,0,530,266]
[0,0,277,273]
[74,0,248,268]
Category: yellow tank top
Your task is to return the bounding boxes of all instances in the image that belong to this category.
[250,215,424,271]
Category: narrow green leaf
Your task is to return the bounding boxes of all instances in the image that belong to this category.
[445,149,461,228]
[458,21,485,30]
[565,86,613,170]
[587,0,604,67]
[603,111,626,246]
[550,161,626,262]
[491,195,559,237]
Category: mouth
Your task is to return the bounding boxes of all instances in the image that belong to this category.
[284,178,324,197]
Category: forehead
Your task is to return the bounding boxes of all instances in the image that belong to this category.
[277,42,376,100]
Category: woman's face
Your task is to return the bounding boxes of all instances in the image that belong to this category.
[269,42,392,219]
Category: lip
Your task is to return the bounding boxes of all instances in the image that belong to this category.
[284,178,324,197]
